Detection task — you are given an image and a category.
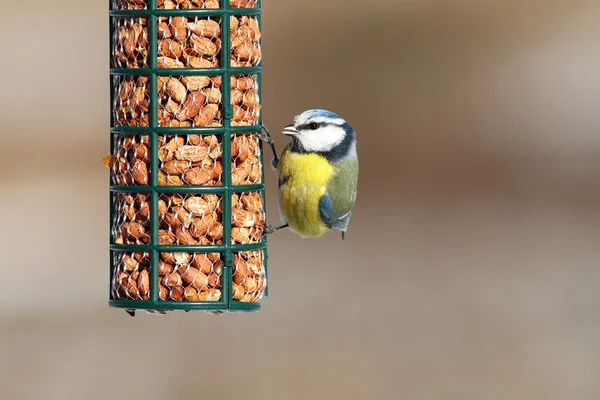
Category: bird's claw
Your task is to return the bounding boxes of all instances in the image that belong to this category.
[262,223,278,237]
[258,124,279,169]
[261,223,289,237]
[257,124,274,144]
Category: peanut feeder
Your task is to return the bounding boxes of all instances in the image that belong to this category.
[108,0,267,315]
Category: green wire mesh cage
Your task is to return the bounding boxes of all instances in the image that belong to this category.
[108,0,267,315]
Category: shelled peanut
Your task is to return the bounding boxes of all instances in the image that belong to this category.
[109,133,262,187]
[230,15,261,67]
[114,0,260,9]
[112,8,262,68]
[231,75,260,126]
[113,0,148,10]
[112,251,262,304]
[230,0,258,7]
[231,192,265,244]
[158,0,220,9]
[114,76,150,127]
[158,252,223,302]
[112,192,264,245]
[159,193,224,245]
[157,16,221,69]
[158,134,222,186]
[112,17,149,68]
[112,252,152,300]
[111,251,223,302]
[232,250,266,303]
[113,75,260,127]
[111,135,151,186]
[111,192,225,246]
[158,75,223,127]
[112,193,152,245]
[231,133,261,184]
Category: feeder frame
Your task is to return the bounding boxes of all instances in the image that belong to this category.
[108,0,268,313]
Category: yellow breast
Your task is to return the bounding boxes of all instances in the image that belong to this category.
[277,151,333,237]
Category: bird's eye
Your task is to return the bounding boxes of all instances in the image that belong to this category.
[309,122,320,130]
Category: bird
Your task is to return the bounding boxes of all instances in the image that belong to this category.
[259,109,359,240]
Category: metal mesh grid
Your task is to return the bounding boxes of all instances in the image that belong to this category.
[231,191,265,244]
[231,132,262,184]
[111,134,152,186]
[157,16,222,68]
[231,74,260,126]
[230,16,261,67]
[113,75,151,127]
[113,0,149,10]
[158,134,223,186]
[109,0,266,314]
[112,251,152,300]
[158,193,224,245]
[158,252,223,301]
[232,249,266,303]
[112,17,149,68]
[112,193,152,245]
[157,75,223,127]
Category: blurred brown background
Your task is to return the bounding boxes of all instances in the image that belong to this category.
[1,0,599,399]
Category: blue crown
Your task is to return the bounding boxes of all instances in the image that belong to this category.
[302,109,343,121]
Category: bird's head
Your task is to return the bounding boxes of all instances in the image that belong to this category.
[283,109,356,159]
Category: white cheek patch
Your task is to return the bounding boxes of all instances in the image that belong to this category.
[298,125,346,152]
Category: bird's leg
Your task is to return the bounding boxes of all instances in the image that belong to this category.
[341,231,345,241]
[125,309,136,317]
[262,223,289,237]
[258,123,280,169]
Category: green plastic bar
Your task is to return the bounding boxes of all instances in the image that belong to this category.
[111,68,225,75]
[110,125,263,134]
[109,10,152,17]
[110,10,223,17]
[222,0,233,308]
[110,186,227,194]
[110,186,153,193]
[111,300,229,309]
[109,243,265,253]
[157,243,266,252]
[256,3,268,297]
[109,299,260,311]
[151,8,261,16]
[110,67,261,75]
[149,0,160,303]
[111,126,226,134]
[110,184,263,194]
[110,244,155,252]
[109,8,261,18]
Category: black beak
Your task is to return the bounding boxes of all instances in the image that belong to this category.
[282,124,298,136]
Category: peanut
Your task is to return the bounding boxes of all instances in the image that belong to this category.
[111,248,261,306]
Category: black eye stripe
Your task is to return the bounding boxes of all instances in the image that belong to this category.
[298,123,316,130]
[297,121,337,130]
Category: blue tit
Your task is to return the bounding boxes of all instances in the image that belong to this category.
[262,109,359,240]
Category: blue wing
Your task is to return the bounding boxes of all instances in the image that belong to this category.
[319,192,352,231]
